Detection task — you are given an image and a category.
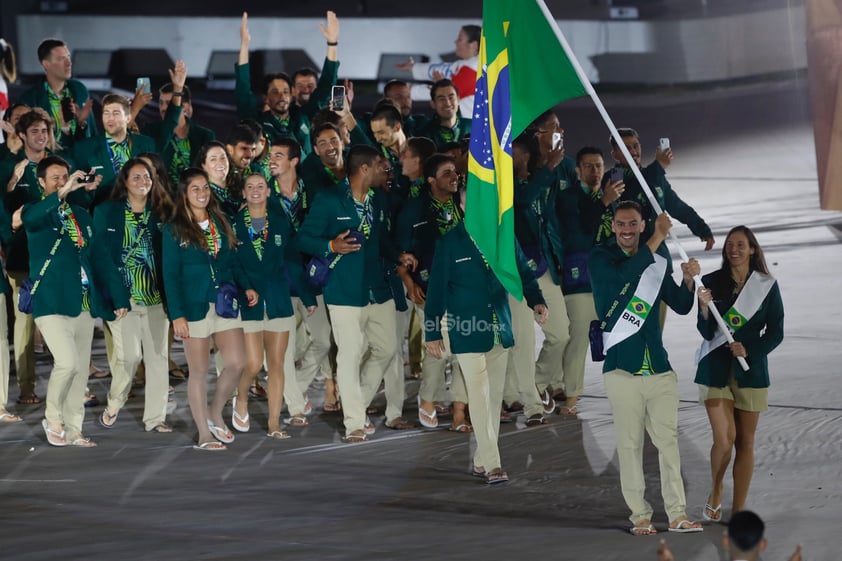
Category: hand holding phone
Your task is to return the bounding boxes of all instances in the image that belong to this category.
[331,85,345,111]
[136,77,152,95]
[659,137,670,151]
[609,167,624,183]
[551,131,562,151]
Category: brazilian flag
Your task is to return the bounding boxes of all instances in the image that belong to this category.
[628,296,651,317]
[726,308,747,329]
[466,0,586,300]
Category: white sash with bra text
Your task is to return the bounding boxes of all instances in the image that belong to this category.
[603,254,668,352]
[694,271,776,364]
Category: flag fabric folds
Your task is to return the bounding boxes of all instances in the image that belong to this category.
[465,0,586,300]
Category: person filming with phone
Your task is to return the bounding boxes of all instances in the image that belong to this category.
[599,128,714,252]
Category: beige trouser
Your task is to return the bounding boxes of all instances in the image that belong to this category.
[0,295,10,408]
[286,295,333,416]
[503,295,544,417]
[407,307,423,374]
[561,292,598,398]
[8,272,36,394]
[534,272,570,393]
[329,301,397,436]
[36,312,94,441]
[107,303,170,430]
[416,304,467,404]
[381,303,413,422]
[604,369,687,523]
[457,344,509,472]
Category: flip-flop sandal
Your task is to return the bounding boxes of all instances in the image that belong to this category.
[702,502,722,522]
[41,419,66,447]
[0,412,22,423]
[266,430,291,440]
[323,401,342,412]
[283,415,309,427]
[343,431,367,443]
[385,417,415,430]
[193,441,226,451]
[449,423,473,433]
[630,523,657,536]
[67,436,97,447]
[147,423,173,433]
[207,420,235,443]
[525,414,548,426]
[99,409,118,429]
[168,368,188,379]
[669,519,704,533]
[486,469,509,485]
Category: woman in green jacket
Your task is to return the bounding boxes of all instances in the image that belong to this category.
[23,155,104,446]
[231,173,315,439]
[162,167,256,451]
[695,225,784,522]
[94,158,174,433]
[194,140,241,222]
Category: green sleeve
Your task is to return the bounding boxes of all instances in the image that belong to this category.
[423,238,448,343]
[161,225,187,321]
[296,194,333,257]
[21,193,63,232]
[299,58,339,119]
[515,240,546,309]
[235,63,260,120]
[744,283,784,358]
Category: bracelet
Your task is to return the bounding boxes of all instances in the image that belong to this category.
[326,41,338,46]
[170,92,184,97]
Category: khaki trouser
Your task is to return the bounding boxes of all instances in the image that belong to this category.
[534,272,570,393]
[286,295,333,416]
[603,369,688,523]
[416,303,467,404]
[561,292,597,398]
[8,272,36,394]
[456,344,509,472]
[407,306,423,374]
[328,301,397,436]
[503,294,544,417]
[381,303,413,422]
[107,303,170,430]
[36,312,94,442]
[0,295,10,407]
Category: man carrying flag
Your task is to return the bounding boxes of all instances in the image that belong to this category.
[589,201,704,535]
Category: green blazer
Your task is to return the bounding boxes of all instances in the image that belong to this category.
[234,204,315,322]
[90,199,165,321]
[161,219,252,322]
[0,150,75,272]
[296,179,398,307]
[694,269,784,389]
[0,196,12,293]
[416,114,472,149]
[589,239,694,374]
[556,182,606,295]
[17,79,97,148]
[71,132,157,208]
[142,107,216,182]
[21,193,105,319]
[599,162,713,244]
[424,222,544,354]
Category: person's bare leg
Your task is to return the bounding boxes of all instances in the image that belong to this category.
[732,408,761,513]
[238,331,264,424]
[264,330,289,434]
[183,337,213,444]
[451,401,469,428]
[704,398,736,519]
[209,328,246,426]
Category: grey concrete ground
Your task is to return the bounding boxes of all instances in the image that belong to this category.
[1,77,839,560]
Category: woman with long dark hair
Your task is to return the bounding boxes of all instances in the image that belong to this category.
[162,167,255,450]
[695,225,784,521]
[93,158,174,433]
[194,140,241,221]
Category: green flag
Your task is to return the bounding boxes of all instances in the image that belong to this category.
[466,0,587,300]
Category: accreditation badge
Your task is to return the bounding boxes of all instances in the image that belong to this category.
[274,234,283,246]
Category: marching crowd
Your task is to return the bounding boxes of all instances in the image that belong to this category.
[0,10,785,539]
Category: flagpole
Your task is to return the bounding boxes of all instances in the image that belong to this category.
[534,0,749,371]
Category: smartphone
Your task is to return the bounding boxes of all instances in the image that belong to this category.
[60,97,74,122]
[551,131,562,151]
[77,166,103,183]
[331,85,345,111]
[659,137,670,150]
[136,77,151,95]
[609,167,623,183]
